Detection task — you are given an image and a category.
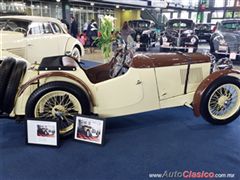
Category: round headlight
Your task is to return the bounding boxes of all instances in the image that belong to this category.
[190,37,197,44]
[162,36,168,42]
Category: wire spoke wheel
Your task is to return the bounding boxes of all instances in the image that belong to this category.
[34,91,82,135]
[208,84,240,120]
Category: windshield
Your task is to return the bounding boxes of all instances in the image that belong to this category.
[167,20,194,30]
[220,21,240,31]
[129,21,150,29]
[0,19,30,33]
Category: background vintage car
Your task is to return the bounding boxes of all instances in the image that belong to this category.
[0,16,84,64]
[128,19,157,51]
[210,19,240,63]
[160,19,199,52]
[195,23,213,43]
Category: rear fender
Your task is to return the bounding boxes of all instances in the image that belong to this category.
[18,71,95,106]
[193,69,240,117]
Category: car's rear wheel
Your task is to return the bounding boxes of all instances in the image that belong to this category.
[200,76,240,125]
[26,81,90,136]
[72,47,81,62]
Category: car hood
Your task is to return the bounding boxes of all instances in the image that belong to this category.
[165,28,193,37]
[134,28,145,34]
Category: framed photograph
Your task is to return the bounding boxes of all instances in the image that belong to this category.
[74,115,105,145]
[26,119,59,147]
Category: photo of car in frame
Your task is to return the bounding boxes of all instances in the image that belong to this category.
[74,115,104,145]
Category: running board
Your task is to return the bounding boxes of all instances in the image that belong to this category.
[184,103,193,109]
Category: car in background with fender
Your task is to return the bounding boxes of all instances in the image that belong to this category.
[0,47,239,136]
[128,19,157,51]
[195,23,213,42]
[160,19,199,53]
[0,16,84,64]
[210,19,240,63]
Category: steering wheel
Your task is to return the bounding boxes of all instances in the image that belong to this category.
[109,49,133,78]
[14,27,27,33]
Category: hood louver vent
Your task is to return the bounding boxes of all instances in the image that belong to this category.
[180,68,203,84]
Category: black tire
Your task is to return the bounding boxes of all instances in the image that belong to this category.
[26,81,91,137]
[200,76,240,125]
[2,60,27,114]
[0,58,16,112]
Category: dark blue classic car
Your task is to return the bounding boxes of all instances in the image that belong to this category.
[128,19,157,51]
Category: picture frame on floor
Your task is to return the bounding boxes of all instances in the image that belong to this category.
[74,115,105,145]
[26,119,60,147]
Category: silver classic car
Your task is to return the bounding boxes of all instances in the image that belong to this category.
[0,16,84,63]
[210,19,240,62]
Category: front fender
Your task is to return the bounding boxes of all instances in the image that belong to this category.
[193,69,240,117]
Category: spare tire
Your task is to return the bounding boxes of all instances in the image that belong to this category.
[2,60,27,114]
[0,58,16,112]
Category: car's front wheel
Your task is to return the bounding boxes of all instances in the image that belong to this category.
[200,76,240,125]
[72,47,81,62]
[26,81,90,137]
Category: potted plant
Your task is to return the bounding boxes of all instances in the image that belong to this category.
[96,15,115,63]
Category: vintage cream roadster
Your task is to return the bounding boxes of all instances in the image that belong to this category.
[0,49,240,136]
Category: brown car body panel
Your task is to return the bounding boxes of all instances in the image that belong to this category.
[193,69,240,117]
[131,52,210,68]
[18,71,95,106]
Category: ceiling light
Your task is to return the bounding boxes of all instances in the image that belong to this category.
[141,8,145,11]
[90,2,94,6]
[116,5,119,8]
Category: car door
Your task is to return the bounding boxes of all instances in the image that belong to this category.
[50,22,70,54]
[94,69,144,110]
[26,22,59,63]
